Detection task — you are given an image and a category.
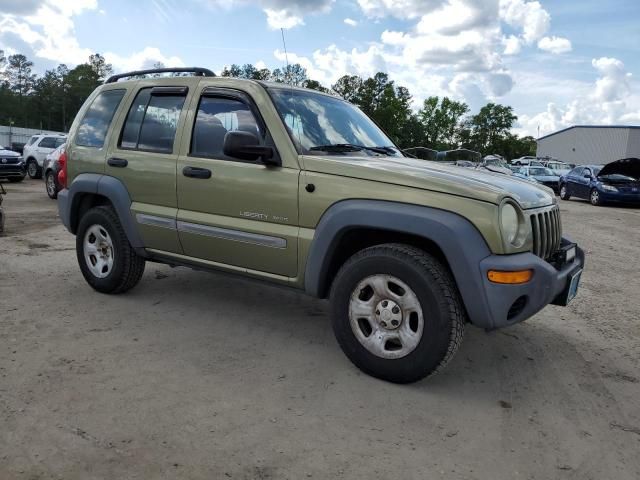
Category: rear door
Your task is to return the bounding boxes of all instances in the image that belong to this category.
[106,77,198,254]
[176,85,300,277]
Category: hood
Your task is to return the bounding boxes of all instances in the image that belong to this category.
[303,155,556,209]
[0,148,20,157]
[598,158,640,180]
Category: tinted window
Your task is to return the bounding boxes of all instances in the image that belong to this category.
[191,96,261,158]
[76,90,126,148]
[570,167,583,176]
[54,137,65,148]
[120,88,186,153]
[39,137,57,148]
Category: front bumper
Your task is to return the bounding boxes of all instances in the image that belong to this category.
[475,238,585,329]
[599,190,640,204]
[0,163,26,178]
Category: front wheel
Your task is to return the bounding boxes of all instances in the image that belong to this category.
[559,184,570,200]
[590,188,602,206]
[330,244,465,384]
[27,159,41,179]
[76,206,146,294]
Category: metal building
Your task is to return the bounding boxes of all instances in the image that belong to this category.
[536,125,640,165]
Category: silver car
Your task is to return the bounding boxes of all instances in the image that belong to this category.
[42,143,66,199]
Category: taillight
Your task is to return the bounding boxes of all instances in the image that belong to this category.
[57,147,67,188]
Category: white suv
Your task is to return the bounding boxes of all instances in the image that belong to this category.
[23,134,67,179]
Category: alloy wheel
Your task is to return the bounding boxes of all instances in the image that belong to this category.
[83,224,115,278]
[349,274,424,359]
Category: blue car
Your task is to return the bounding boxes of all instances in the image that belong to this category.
[559,158,640,206]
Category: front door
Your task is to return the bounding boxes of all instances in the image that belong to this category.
[176,87,299,278]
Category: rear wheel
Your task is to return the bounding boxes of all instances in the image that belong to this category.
[560,183,570,200]
[45,171,59,199]
[330,244,465,384]
[76,206,146,294]
[590,188,602,206]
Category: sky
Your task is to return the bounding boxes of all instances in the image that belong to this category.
[0,0,639,137]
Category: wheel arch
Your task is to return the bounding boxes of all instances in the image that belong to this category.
[61,173,145,254]
[304,200,493,306]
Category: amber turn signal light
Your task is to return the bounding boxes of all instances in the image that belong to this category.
[487,269,533,284]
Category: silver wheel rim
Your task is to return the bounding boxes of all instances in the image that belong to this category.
[28,162,37,176]
[560,186,566,197]
[349,274,424,359]
[46,174,56,195]
[83,225,114,278]
[591,190,599,204]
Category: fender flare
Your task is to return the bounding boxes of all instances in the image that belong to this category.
[303,199,496,326]
[59,173,144,250]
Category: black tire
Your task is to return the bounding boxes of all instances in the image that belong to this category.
[559,183,570,200]
[590,188,602,206]
[27,159,42,179]
[330,243,465,384]
[45,171,59,199]
[76,205,145,294]
[8,175,25,183]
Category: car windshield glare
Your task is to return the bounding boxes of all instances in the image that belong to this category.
[269,88,401,157]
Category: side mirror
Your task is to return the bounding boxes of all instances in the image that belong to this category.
[223,131,279,166]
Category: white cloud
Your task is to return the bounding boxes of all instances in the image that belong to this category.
[499,0,550,44]
[104,47,185,72]
[0,0,183,72]
[264,8,304,28]
[502,34,521,55]
[344,17,358,27]
[537,36,572,54]
[516,57,638,137]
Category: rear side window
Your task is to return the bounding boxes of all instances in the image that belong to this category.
[38,137,57,148]
[119,88,187,153]
[191,96,261,158]
[75,89,126,148]
[54,138,65,148]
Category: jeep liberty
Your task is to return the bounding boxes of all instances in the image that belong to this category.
[57,67,585,383]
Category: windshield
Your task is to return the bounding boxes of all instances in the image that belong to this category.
[486,158,508,168]
[269,87,401,157]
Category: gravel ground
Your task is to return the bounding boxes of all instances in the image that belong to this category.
[1,178,639,480]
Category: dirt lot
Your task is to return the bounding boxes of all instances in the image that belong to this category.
[1,178,639,480]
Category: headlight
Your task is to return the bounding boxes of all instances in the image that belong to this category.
[500,203,519,245]
[601,184,618,192]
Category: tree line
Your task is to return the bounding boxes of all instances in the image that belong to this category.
[0,51,535,158]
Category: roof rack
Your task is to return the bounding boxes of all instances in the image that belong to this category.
[105,67,215,84]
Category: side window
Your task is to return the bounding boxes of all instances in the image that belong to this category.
[119,88,186,153]
[39,137,56,148]
[54,138,66,148]
[571,167,583,176]
[191,96,261,159]
[583,168,592,177]
[27,136,38,146]
[76,89,126,148]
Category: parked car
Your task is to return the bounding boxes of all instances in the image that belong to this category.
[559,159,640,206]
[56,67,584,383]
[43,143,66,199]
[22,134,67,179]
[511,156,543,167]
[542,160,572,177]
[0,144,26,182]
[478,156,513,175]
[0,182,5,234]
[403,146,438,161]
[516,166,561,193]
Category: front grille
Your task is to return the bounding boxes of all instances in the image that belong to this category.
[0,157,20,165]
[529,205,562,259]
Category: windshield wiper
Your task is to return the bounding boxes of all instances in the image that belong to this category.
[309,143,393,155]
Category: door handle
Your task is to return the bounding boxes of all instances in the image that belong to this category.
[182,166,212,179]
[107,157,128,168]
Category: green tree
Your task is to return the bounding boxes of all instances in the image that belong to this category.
[417,96,469,150]
[331,75,363,103]
[88,53,113,81]
[468,103,517,153]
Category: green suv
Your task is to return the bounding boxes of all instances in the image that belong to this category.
[57,67,585,383]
